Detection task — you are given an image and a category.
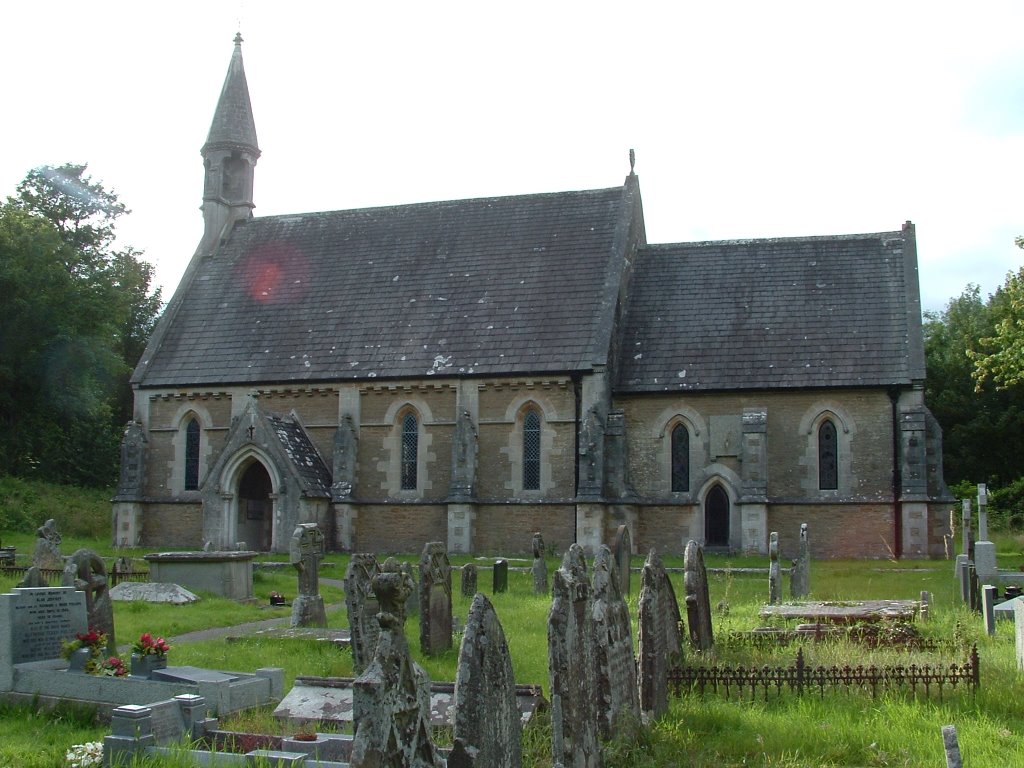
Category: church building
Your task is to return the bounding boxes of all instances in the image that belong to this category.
[113,36,952,559]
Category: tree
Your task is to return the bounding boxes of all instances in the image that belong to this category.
[0,164,162,485]
[970,237,1024,389]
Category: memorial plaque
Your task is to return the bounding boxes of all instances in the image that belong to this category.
[4,587,87,663]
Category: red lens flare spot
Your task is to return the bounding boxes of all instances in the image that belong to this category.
[238,242,310,305]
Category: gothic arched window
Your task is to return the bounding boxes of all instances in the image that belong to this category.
[401,411,419,490]
[523,409,541,490]
[671,423,690,492]
[184,417,201,491]
[818,419,838,490]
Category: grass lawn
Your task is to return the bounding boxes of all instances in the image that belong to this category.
[1,534,1023,767]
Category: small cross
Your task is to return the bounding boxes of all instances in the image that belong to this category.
[247,425,255,440]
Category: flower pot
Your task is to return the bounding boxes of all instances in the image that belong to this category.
[68,647,93,673]
[130,653,168,678]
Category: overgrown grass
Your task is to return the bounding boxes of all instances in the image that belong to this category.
[3,479,1024,766]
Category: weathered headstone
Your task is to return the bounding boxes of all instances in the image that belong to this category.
[1015,601,1024,670]
[461,563,478,598]
[611,524,632,596]
[920,590,931,621]
[419,542,453,656]
[591,545,640,740]
[942,724,963,768]
[637,549,684,721]
[344,553,381,674]
[683,540,713,651]
[548,544,600,768]
[62,548,116,657]
[961,498,973,560]
[768,532,781,605]
[289,523,327,628]
[351,560,440,768]
[453,592,522,768]
[977,483,989,540]
[982,584,997,637]
[957,558,972,605]
[493,559,509,594]
[790,523,810,599]
[32,518,62,570]
[16,566,47,588]
[532,533,548,595]
[401,560,420,618]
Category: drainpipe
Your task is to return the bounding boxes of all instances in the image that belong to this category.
[888,388,903,559]
[572,373,583,544]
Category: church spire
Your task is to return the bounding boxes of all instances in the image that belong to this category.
[200,33,260,251]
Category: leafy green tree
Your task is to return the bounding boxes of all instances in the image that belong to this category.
[924,285,1024,487]
[0,164,162,485]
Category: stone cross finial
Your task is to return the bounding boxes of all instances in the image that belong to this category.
[629,148,635,174]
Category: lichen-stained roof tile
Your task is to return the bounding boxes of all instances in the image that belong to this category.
[138,187,626,387]
[266,413,331,496]
[616,230,923,392]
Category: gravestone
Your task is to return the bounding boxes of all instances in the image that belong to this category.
[982,585,997,637]
[62,548,116,657]
[401,560,420,618]
[1015,601,1024,670]
[32,518,63,570]
[344,553,381,674]
[532,533,548,595]
[453,592,522,768]
[0,586,87,690]
[493,559,509,594]
[957,558,972,605]
[611,524,632,596]
[768,532,781,605]
[637,549,684,720]
[548,544,600,768]
[961,498,973,560]
[351,560,440,768]
[942,725,963,768]
[419,542,453,656]
[461,563,478,598]
[16,566,46,588]
[920,590,931,621]
[591,545,640,740]
[289,523,327,628]
[790,523,810,599]
[683,540,713,651]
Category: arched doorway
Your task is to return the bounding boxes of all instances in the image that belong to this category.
[237,461,273,550]
[705,484,730,548]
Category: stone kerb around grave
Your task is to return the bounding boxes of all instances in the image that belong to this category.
[548,544,601,768]
[637,549,684,721]
[591,545,640,740]
[453,592,522,768]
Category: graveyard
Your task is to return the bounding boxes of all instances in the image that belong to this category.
[1,511,1024,768]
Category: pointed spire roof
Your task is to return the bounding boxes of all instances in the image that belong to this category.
[203,33,260,156]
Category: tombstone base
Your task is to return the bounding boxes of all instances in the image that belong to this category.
[291,595,327,628]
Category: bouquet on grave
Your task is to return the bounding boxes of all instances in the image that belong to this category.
[99,656,128,677]
[61,628,107,661]
[132,632,171,657]
[64,741,103,768]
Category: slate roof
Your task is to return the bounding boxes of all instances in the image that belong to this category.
[265,412,331,497]
[203,34,259,155]
[135,186,629,387]
[615,229,924,392]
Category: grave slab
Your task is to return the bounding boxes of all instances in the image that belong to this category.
[110,582,199,604]
[759,600,918,623]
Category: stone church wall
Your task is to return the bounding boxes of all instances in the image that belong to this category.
[636,505,697,556]
[139,502,204,548]
[472,504,575,554]
[356,504,447,553]
[768,504,894,559]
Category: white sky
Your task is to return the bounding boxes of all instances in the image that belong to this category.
[2,1,1022,313]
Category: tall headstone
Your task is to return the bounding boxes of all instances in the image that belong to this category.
[0,586,87,690]
[61,548,116,657]
[419,542,453,656]
[344,553,381,674]
[961,498,973,560]
[637,549,684,720]
[548,544,600,768]
[401,560,420,618]
[591,546,640,740]
[493,559,509,594]
[982,584,997,637]
[942,725,963,768]
[974,484,998,583]
[920,590,931,621]
[790,523,810,599]
[611,524,632,596]
[683,540,713,652]
[351,560,440,768]
[532,533,548,595]
[1014,601,1024,670]
[461,563,478,598]
[977,484,989,541]
[453,593,522,768]
[957,557,972,605]
[289,523,327,628]
[32,519,63,570]
[768,532,781,605]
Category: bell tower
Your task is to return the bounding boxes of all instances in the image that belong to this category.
[200,33,260,252]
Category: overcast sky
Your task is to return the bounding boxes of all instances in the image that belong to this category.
[2,2,1022,313]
